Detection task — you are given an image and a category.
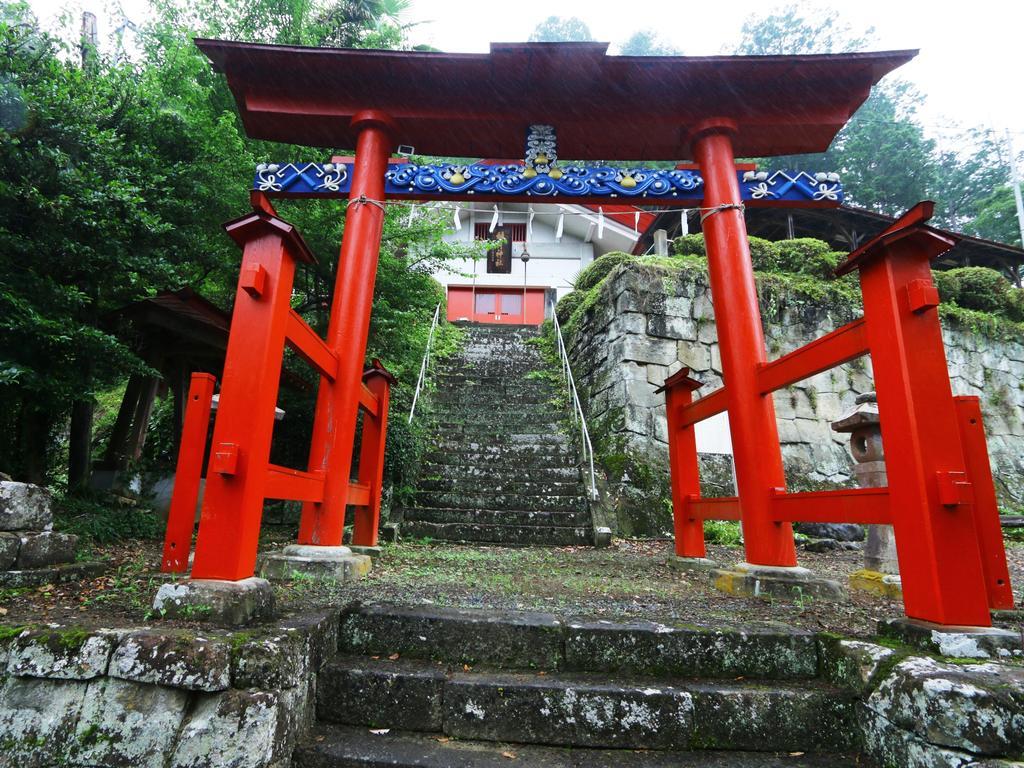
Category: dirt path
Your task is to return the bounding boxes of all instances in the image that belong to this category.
[3,532,1021,638]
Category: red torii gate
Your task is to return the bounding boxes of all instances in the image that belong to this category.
[161,41,1010,627]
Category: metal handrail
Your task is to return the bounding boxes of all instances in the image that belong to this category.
[408,302,442,423]
[550,301,598,499]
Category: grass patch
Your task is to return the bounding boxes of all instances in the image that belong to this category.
[704,520,743,546]
[54,490,162,543]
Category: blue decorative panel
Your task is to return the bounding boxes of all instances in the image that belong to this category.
[254,162,843,205]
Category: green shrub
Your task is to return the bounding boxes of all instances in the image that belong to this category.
[573,252,635,293]
[772,238,843,279]
[932,269,960,304]
[774,238,831,272]
[671,233,706,257]
[555,289,586,324]
[747,236,780,272]
[1006,288,1024,322]
[937,267,1012,313]
[704,520,742,546]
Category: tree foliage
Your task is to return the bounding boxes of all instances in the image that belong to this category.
[735,3,1021,263]
[0,0,468,489]
[736,5,874,55]
[618,30,680,56]
[528,16,593,43]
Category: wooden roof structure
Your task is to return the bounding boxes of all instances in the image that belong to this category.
[196,40,915,160]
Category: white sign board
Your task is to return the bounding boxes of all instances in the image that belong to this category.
[694,410,733,455]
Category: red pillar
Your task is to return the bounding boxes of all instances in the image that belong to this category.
[161,372,215,573]
[691,121,796,567]
[299,111,395,545]
[351,367,393,547]
[662,371,706,558]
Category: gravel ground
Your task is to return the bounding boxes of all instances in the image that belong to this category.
[2,530,1022,638]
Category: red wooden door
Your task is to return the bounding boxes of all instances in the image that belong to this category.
[474,290,525,323]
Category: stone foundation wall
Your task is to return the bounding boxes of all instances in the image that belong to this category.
[567,263,1024,536]
[0,610,340,768]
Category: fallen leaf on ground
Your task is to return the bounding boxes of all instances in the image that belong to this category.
[388,653,400,660]
[501,751,516,759]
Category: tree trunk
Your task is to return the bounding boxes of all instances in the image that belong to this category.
[19,403,51,485]
[103,374,146,470]
[68,398,95,489]
[126,376,160,463]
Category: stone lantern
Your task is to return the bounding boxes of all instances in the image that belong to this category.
[831,392,902,598]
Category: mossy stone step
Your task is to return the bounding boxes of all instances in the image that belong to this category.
[295,725,862,768]
[336,604,820,680]
[315,656,856,752]
[411,491,587,513]
[430,403,559,416]
[431,393,554,406]
[431,422,567,436]
[400,520,592,546]
[423,446,577,463]
[399,506,591,527]
[419,464,580,482]
[415,478,583,495]
[339,604,565,669]
[431,435,570,450]
[432,374,557,387]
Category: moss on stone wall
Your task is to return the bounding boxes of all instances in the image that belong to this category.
[558,233,1024,534]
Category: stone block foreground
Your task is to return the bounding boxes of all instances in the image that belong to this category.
[0,602,1022,766]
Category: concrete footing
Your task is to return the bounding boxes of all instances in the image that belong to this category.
[849,568,902,599]
[713,561,845,601]
[258,544,372,583]
[348,544,382,559]
[879,617,1024,659]
[151,576,276,626]
[665,555,721,573]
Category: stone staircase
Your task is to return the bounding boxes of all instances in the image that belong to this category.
[293,603,863,767]
[399,323,595,546]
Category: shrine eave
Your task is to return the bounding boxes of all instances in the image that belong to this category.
[195,40,916,160]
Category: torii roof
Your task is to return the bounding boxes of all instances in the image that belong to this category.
[195,40,915,160]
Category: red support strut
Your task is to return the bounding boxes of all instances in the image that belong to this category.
[953,396,1015,610]
[850,205,992,625]
[161,197,397,579]
[659,369,706,558]
[188,210,312,580]
[161,373,215,573]
[351,361,396,547]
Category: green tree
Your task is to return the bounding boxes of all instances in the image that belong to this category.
[733,6,937,217]
[0,5,255,483]
[831,81,938,214]
[528,16,593,42]
[0,0,466,493]
[929,129,1014,234]
[736,5,874,54]
[970,186,1023,248]
[618,30,680,56]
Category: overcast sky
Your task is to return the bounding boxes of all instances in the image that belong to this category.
[26,0,1024,153]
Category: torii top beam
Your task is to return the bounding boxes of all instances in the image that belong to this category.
[196,40,915,160]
